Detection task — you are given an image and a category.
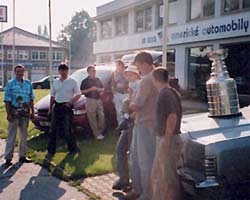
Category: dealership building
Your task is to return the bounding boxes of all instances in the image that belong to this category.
[93,0,250,95]
[0,27,68,86]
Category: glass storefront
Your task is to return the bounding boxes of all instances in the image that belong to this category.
[222,43,250,95]
[187,46,212,99]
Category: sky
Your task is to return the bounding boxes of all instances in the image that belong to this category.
[1,0,112,40]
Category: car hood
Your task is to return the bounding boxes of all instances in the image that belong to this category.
[181,106,250,145]
[35,95,86,110]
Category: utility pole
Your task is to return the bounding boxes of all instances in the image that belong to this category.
[162,0,169,69]
[12,0,16,76]
[48,0,53,89]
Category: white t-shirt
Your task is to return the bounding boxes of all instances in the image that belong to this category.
[51,77,81,103]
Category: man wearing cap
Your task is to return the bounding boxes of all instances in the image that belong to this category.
[4,65,35,166]
[48,63,81,155]
[112,65,141,191]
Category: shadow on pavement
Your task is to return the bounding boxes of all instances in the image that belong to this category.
[19,158,66,200]
[0,162,23,193]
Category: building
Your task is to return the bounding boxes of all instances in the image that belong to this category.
[0,27,68,85]
[93,0,250,97]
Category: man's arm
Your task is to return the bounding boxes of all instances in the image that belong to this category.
[49,96,55,112]
[164,113,177,147]
[5,102,13,122]
[81,87,97,95]
[30,100,34,118]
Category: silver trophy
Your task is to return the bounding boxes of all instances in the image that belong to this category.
[206,49,240,117]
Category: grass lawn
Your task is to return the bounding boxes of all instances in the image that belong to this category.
[0,89,117,179]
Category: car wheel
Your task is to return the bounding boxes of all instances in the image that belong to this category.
[36,85,42,89]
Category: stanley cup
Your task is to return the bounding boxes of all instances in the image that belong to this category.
[206,49,240,117]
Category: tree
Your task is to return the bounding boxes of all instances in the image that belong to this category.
[43,25,48,38]
[37,25,42,36]
[57,9,95,68]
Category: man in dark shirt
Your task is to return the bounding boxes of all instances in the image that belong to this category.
[81,66,105,140]
[151,67,183,200]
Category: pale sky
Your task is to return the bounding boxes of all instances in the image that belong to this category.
[1,0,112,40]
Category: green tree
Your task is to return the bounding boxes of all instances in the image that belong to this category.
[57,9,95,68]
[43,25,48,38]
[37,25,42,36]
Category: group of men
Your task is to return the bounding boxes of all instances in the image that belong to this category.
[3,51,183,200]
[3,63,107,165]
[112,52,183,200]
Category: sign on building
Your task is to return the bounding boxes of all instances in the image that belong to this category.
[0,6,7,22]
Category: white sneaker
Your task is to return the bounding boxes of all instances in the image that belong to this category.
[96,134,104,140]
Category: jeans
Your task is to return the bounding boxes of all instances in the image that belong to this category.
[48,103,77,154]
[5,117,29,160]
[115,124,133,183]
[130,121,156,200]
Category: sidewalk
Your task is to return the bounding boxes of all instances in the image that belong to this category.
[0,139,89,200]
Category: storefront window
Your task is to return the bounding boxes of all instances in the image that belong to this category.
[188,46,212,99]
[223,43,250,95]
[101,19,112,39]
[190,0,215,20]
[243,0,250,8]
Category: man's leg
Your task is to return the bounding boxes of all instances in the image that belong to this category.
[18,117,29,158]
[97,100,105,134]
[114,131,130,187]
[129,124,141,194]
[47,106,58,154]
[5,118,19,160]
[137,122,156,200]
[63,106,77,152]
[86,99,100,138]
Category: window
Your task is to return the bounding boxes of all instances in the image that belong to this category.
[7,50,17,60]
[189,0,215,20]
[0,49,4,60]
[156,1,163,28]
[223,0,250,13]
[169,0,177,24]
[135,7,152,32]
[115,14,128,36]
[31,51,48,60]
[101,19,112,39]
[18,50,29,60]
[53,52,63,61]
[39,51,47,60]
[188,46,212,91]
[31,51,39,60]
[145,7,152,31]
[243,0,250,8]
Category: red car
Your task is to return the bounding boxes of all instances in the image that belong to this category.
[32,65,117,134]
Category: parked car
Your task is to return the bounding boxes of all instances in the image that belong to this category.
[178,106,250,199]
[32,75,59,89]
[31,65,117,133]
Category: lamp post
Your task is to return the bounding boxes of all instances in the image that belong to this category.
[162,0,169,69]
[48,0,53,89]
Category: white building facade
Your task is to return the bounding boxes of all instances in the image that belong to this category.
[94,0,250,92]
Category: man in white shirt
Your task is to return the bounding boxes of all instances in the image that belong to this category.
[47,63,81,155]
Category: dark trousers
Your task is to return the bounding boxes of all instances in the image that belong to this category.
[48,102,77,153]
